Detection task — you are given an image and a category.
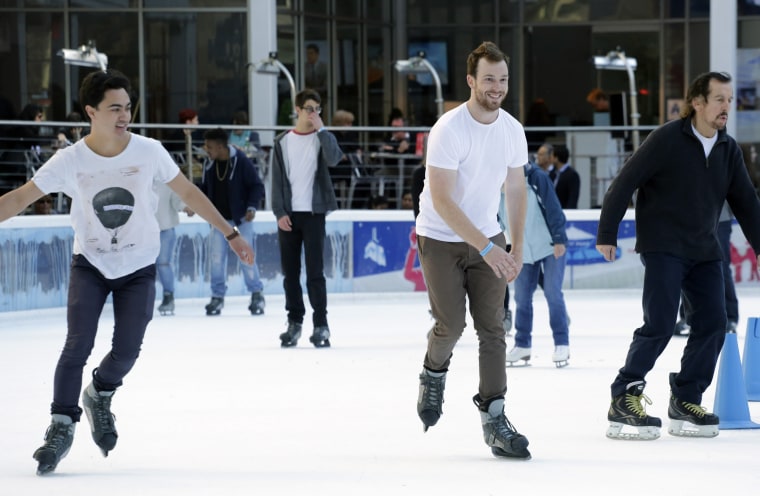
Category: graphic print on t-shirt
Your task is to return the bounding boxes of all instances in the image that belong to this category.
[92,187,135,249]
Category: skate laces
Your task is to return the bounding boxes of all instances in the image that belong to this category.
[91,394,117,432]
[679,400,707,418]
[44,423,71,451]
[421,375,444,412]
[625,392,652,418]
[491,414,520,440]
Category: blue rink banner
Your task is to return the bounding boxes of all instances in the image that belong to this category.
[1,211,757,312]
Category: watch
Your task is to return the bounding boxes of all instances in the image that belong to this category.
[225,226,240,241]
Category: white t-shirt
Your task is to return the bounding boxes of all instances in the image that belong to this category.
[282,130,319,212]
[32,133,180,279]
[416,103,528,242]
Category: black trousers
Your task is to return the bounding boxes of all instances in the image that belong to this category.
[278,212,328,327]
[611,252,726,404]
[51,255,155,421]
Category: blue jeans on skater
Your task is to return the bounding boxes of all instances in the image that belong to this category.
[513,252,569,349]
[209,219,262,298]
[157,228,176,294]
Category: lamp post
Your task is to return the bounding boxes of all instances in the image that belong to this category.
[252,51,297,125]
[593,49,640,150]
[58,40,108,115]
[394,51,444,119]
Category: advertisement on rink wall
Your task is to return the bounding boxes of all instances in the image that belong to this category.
[0,210,757,312]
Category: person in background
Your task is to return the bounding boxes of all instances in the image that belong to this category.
[155,178,194,316]
[551,144,580,209]
[228,110,260,154]
[0,69,253,475]
[401,191,414,210]
[271,88,343,348]
[506,162,570,368]
[32,194,58,215]
[56,112,86,148]
[414,41,530,460]
[200,128,266,317]
[596,71,760,441]
[535,143,555,180]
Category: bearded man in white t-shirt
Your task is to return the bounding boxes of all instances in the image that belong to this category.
[414,42,531,460]
[0,69,253,475]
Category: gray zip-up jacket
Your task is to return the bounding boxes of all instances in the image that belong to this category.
[271,129,343,218]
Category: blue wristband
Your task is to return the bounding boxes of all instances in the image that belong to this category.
[479,241,494,257]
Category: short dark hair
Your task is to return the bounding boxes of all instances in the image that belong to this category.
[296,88,321,107]
[79,70,131,121]
[466,41,509,78]
[681,71,732,118]
[204,127,228,145]
[306,43,319,53]
[553,144,569,163]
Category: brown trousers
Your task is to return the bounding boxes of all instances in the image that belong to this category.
[418,233,508,401]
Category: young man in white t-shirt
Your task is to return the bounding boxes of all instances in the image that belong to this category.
[270,89,343,348]
[415,42,531,459]
[0,69,253,475]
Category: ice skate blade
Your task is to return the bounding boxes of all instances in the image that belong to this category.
[606,422,660,440]
[159,310,174,316]
[491,446,532,460]
[667,419,719,438]
[34,452,63,476]
[310,339,331,348]
[553,360,569,368]
[506,359,530,367]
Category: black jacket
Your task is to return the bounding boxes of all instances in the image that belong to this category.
[597,116,760,261]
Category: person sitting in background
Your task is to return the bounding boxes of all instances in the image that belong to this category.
[56,112,85,148]
[331,109,361,206]
[32,194,58,215]
[228,110,260,153]
[369,194,389,210]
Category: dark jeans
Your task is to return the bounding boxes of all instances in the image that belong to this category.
[52,255,156,421]
[611,253,726,404]
[278,212,328,327]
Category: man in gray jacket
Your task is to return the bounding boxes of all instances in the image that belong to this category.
[271,89,343,348]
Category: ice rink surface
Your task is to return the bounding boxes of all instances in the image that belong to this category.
[2,288,760,495]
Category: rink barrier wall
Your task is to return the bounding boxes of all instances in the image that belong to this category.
[1,209,757,312]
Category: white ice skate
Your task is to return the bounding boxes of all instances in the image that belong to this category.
[505,346,531,367]
[552,345,570,368]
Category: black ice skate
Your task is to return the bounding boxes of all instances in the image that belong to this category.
[473,395,531,460]
[158,291,174,316]
[280,321,302,347]
[606,381,662,440]
[248,291,265,315]
[309,325,331,348]
[502,308,513,335]
[417,369,446,432]
[667,372,719,437]
[205,296,224,316]
[33,414,76,475]
[82,382,118,457]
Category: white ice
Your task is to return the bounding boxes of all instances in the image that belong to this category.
[2,288,760,495]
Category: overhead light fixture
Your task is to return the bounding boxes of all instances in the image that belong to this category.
[394,51,444,119]
[251,51,296,124]
[58,40,108,71]
[593,48,640,150]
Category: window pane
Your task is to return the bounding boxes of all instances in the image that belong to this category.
[144,0,243,6]
[143,11,248,138]
[408,0,495,24]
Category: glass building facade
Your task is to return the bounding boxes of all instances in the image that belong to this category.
[1,0,760,142]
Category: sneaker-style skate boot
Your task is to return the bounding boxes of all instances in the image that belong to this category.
[505,346,531,366]
[473,395,531,460]
[309,325,331,348]
[33,414,76,475]
[279,321,302,347]
[668,396,719,438]
[417,369,446,432]
[502,309,513,335]
[606,381,661,440]
[82,382,118,457]
[673,318,690,337]
[552,345,570,368]
[248,291,265,315]
[158,291,174,316]
[205,296,224,316]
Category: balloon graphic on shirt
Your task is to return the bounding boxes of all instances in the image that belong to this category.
[92,187,135,246]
